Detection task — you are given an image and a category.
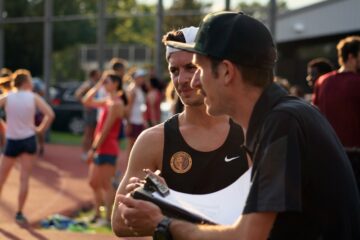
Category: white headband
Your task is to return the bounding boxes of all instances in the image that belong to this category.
[166,26,199,59]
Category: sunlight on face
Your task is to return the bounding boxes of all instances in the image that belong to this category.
[168,51,204,107]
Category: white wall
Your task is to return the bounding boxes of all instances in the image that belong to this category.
[276,0,360,43]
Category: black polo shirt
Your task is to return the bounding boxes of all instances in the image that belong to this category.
[243,83,360,240]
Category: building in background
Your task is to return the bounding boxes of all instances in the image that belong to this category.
[275,0,360,91]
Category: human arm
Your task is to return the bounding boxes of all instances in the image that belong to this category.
[124,86,135,132]
[82,77,106,108]
[0,93,7,109]
[0,119,5,136]
[75,80,91,100]
[34,94,55,134]
[111,124,164,237]
[0,95,6,136]
[118,194,276,240]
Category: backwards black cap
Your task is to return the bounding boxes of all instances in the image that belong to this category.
[166,11,277,69]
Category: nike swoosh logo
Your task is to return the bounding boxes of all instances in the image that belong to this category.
[224,155,241,162]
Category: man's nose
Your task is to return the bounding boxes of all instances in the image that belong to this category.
[190,69,201,89]
[178,69,191,85]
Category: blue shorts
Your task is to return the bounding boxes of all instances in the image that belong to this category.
[4,135,37,157]
[94,154,117,166]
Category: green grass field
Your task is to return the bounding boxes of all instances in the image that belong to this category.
[49,131,127,150]
[49,131,82,145]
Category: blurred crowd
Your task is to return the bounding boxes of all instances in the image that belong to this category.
[73,57,175,226]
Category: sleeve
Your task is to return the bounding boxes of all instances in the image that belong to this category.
[243,111,303,214]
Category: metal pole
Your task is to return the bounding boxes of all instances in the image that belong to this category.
[43,0,53,101]
[155,0,163,79]
[225,0,231,11]
[97,0,106,71]
[0,0,4,69]
[269,0,277,38]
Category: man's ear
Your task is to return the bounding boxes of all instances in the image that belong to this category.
[348,53,354,60]
[221,60,236,86]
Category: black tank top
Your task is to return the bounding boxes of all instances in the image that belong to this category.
[162,114,248,194]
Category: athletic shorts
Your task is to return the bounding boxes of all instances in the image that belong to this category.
[83,108,97,128]
[127,123,145,139]
[94,154,117,166]
[4,135,37,157]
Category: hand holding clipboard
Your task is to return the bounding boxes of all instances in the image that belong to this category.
[131,169,216,225]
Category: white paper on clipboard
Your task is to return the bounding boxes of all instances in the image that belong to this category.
[153,167,252,225]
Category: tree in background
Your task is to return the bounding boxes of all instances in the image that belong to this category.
[106,0,156,47]
[4,0,44,76]
[3,0,97,81]
[164,0,207,31]
[3,0,209,82]
[237,0,288,23]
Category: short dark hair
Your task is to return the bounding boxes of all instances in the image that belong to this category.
[162,30,186,44]
[162,29,186,61]
[89,69,99,78]
[337,36,360,66]
[210,55,275,88]
[307,58,333,75]
[13,69,31,88]
[103,70,128,105]
[150,77,164,91]
[109,58,126,71]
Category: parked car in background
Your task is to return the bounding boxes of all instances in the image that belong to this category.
[50,81,85,134]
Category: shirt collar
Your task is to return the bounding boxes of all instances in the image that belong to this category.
[245,83,288,155]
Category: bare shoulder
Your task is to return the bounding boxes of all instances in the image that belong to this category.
[118,123,165,194]
[130,123,165,169]
[108,99,125,114]
[138,122,164,142]
[33,92,46,105]
[133,123,164,155]
[109,99,125,109]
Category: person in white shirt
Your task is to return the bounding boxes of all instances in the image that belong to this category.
[0,69,54,225]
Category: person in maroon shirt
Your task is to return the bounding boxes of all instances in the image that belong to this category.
[313,35,360,194]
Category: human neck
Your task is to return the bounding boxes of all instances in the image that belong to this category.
[228,86,263,132]
[181,104,228,127]
[339,63,356,73]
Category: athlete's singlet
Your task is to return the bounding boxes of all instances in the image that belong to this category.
[162,114,248,194]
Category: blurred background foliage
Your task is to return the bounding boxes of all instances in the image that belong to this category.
[3,0,286,83]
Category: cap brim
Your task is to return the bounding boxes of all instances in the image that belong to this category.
[166,41,204,55]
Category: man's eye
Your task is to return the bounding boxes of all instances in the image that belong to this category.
[184,65,197,73]
[190,66,198,72]
[170,68,179,76]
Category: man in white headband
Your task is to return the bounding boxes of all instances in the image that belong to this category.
[165,26,199,59]
[112,26,249,238]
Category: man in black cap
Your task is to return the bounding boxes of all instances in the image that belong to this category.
[118,12,360,240]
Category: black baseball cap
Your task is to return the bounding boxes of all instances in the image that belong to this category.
[166,11,276,69]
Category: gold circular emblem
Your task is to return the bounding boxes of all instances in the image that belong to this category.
[170,151,192,174]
